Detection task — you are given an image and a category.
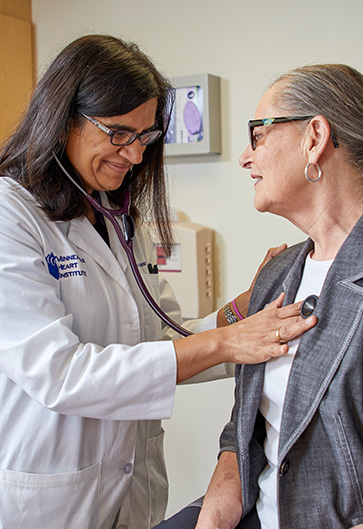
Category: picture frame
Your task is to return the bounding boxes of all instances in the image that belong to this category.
[165,73,221,157]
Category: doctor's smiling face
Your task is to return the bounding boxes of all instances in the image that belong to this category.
[239,84,309,221]
[66,97,159,195]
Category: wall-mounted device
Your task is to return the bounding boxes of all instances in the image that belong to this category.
[156,222,214,319]
[165,74,221,157]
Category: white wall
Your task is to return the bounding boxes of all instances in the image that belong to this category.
[32,0,363,518]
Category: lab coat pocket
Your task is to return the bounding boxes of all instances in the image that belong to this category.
[0,461,101,529]
[141,271,161,304]
[146,428,168,527]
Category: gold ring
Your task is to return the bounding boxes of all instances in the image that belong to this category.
[276,327,283,342]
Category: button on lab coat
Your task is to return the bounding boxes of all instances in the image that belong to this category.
[0,178,230,529]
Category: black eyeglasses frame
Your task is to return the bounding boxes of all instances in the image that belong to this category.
[81,113,163,147]
[248,115,339,150]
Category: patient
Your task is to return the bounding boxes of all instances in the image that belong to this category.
[154,63,363,529]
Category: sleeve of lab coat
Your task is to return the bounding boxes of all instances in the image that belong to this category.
[0,188,176,421]
[159,275,235,383]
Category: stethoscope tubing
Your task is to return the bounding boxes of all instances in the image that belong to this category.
[53,153,192,337]
[93,201,192,337]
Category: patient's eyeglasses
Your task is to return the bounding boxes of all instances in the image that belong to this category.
[248,115,339,150]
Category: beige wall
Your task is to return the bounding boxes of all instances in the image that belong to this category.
[31,0,363,517]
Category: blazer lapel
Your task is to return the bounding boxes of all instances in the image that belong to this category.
[281,239,313,305]
[239,239,313,454]
[279,215,363,461]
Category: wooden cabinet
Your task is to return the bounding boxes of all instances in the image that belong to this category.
[0,0,33,143]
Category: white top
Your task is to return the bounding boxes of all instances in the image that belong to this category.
[257,252,333,529]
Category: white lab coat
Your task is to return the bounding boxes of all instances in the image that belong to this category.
[0,178,231,529]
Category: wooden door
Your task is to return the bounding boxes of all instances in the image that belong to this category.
[0,1,33,143]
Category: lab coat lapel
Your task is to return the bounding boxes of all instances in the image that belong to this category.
[279,216,363,462]
[68,216,130,289]
[95,191,132,277]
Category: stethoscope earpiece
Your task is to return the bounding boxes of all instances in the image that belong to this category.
[300,294,319,318]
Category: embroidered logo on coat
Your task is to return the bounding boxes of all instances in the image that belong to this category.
[45,253,87,280]
[46,253,60,279]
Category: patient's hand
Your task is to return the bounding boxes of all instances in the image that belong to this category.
[196,452,242,529]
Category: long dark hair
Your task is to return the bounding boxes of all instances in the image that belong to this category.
[0,34,175,254]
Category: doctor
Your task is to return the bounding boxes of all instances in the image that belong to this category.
[0,35,315,529]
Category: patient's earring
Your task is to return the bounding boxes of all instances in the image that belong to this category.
[305,162,322,183]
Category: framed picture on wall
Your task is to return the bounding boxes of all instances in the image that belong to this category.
[165,73,221,157]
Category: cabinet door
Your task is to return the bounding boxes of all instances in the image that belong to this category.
[0,12,33,142]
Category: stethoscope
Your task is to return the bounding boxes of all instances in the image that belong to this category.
[53,153,319,335]
[53,152,192,337]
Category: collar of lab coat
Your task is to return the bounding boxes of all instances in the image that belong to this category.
[67,192,131,285]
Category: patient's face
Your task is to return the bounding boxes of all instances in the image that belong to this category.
[239,84,309,222]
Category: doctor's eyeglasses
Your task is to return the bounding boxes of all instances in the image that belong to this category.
[248,115,339,150]
[81,114,163,147]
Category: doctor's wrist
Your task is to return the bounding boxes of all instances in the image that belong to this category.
[217,292,248,328]
[223,303,239,325]
[223,298,245,325]
[232,299,244,320]
[233,291,250,320]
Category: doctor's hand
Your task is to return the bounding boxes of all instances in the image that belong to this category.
[173,293,317,383]
[217,292,316,365]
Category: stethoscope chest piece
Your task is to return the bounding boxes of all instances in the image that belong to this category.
[300,294,319,318]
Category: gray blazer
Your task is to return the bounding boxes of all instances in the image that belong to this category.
[220,216,363,528]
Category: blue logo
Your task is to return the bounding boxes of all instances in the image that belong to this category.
[46,253,59,279]
[45,253,87,280]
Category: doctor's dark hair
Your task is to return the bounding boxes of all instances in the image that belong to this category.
[270,64,363,175]
[0,34,175,254]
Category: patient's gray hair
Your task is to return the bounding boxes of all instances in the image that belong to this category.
[270,64,363,174]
